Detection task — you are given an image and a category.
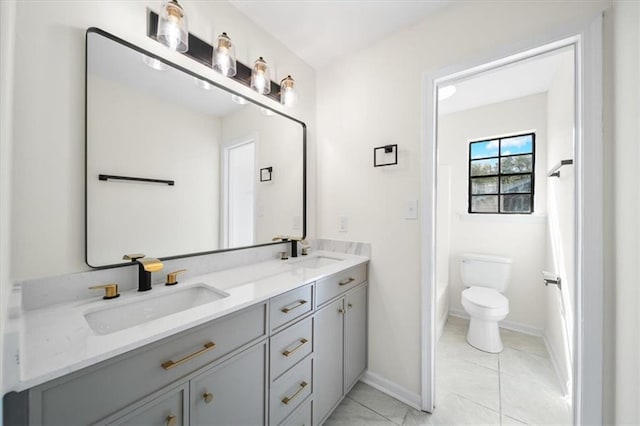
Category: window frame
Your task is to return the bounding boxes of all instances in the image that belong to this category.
[467,132,536,214]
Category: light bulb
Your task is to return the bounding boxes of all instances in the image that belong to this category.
[157,0,188,53]
[251,57,271,95]
[213,32,237,77]
[280,75,297,107]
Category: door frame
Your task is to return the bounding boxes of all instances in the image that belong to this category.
[420,14,604,424]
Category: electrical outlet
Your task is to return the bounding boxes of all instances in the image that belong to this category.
[339,216,348,232]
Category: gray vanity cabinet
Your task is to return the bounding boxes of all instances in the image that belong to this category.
[105,384,189,426]
[190,341,267,426]
[313,274,368,426]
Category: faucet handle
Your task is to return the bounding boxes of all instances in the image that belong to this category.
[89,283,120,300]
[166,269,187,286]
[123,253,145,261]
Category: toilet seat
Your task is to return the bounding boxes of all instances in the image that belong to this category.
[462,287,508,309]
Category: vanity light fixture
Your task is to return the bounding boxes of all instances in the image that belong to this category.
[157,0,188,52]
[438,85,457,100]
[213,32,237,77]
[193,77,213,90]
[141,54,169,71]
[231,94,249,105]
[280,75,297,107]
[251,57,271,95]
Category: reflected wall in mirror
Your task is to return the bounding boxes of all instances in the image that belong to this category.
[86,28,305,268]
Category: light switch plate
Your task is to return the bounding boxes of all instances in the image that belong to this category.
[405,200,418,220]
[339,216,348,232]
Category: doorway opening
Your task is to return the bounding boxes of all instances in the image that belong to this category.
[421,16,604,425]
[222,138,256,248]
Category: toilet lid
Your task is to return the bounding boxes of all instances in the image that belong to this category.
[462,287,508,309]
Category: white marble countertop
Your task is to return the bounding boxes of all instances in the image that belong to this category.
[6,251,368,393]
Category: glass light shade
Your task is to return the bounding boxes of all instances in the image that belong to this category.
[213,32,237,77]
[193,77,213,90]
[280,75,297,107]
[261,107,275,116]
[251,57,271,95]
[231,94,249,105]
[157,0,188,53]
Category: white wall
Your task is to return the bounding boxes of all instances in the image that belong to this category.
[544,50,575,397]
[317,0,609,397]
[611,1,640,423]
[0,0,17,412]
[87,75,221,265]
[439,94,548,332]
[8,0,316,282]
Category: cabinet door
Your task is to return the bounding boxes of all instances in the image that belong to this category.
[344,284,368,392]
[106,384,187,426]
[313,298,344,425]
[191,342,267,426]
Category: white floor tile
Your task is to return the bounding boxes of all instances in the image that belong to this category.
[403,393,500,425]
[323,396,396,426]
[346,382,412,425]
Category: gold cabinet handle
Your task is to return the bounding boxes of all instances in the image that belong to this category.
[282,381,308,405]
[166,415,177,426]
[338,277,355,286]
[88,283,120,300]
[348,302,353,310]
[338,308,344,315]
[161,342,216,370]
[282,338,309,357]
[166,268,187,286]
[281,299,308,314]
[203,392,213,404]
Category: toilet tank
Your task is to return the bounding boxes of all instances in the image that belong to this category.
[459,253,512,292]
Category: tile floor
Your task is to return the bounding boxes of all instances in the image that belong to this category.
[324,315,570,425]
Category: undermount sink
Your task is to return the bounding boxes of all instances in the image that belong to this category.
[289,255,343,269]
[84,285,229,335]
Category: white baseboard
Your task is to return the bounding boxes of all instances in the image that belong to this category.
[360,370,421,410]
[448,309,543,336]
[543,335,571,398]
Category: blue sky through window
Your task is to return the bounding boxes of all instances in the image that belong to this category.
[470,135,533,159]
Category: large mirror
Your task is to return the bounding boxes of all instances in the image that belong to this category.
[86,28,306,268]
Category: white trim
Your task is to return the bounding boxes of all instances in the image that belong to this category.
[420,14,604,424]
[545,335,571,398]
[448,309,544,337]
[360,370,421,411]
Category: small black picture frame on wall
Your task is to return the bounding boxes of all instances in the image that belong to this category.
[374,144,398,167]
[260,167,273,182]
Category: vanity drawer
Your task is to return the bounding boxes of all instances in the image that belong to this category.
[31,303,267,426]
[270,316,313,381]
[270,283,313,331]
[270,356,313,425]
[316,264,367,307]
[104,384,187,426]
[280,398,312,426]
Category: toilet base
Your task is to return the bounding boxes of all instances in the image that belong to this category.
[466,317,504,353]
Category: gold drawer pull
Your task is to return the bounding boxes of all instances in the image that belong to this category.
[203,392,213,404]
[338,277,355,286]
[282,381,308,405]
[282,338,309,357]
[166,415,177,426]
[161,341,216,370]
[281,299,308,314]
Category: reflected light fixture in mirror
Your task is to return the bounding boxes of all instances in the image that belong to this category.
[141,54,169,71]
[193,77,213,90]
[261,107,275,116]
[231,94,249,105]
[251,57,271,94]
[157,0,188,52]
[439,85,456,100]
[213,32,237,77]
[280,75,297,107]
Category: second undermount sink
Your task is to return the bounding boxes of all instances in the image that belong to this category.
[84,285,229,335]
[289,255,343,269]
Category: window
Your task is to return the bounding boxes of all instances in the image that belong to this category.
[468,133,535,214]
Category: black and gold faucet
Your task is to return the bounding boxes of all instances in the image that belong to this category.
[272,236,307,258]
[123,253,164,292]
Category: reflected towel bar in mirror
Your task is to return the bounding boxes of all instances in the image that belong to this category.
[98,174,175,186]
[547,159,573,178]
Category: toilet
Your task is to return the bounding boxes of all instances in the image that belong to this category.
[460,253,512,353]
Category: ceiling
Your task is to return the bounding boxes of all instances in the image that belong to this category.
[438,47,574,115]
[228,0,451,69]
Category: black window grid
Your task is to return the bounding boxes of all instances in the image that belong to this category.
[467,132,536,214]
